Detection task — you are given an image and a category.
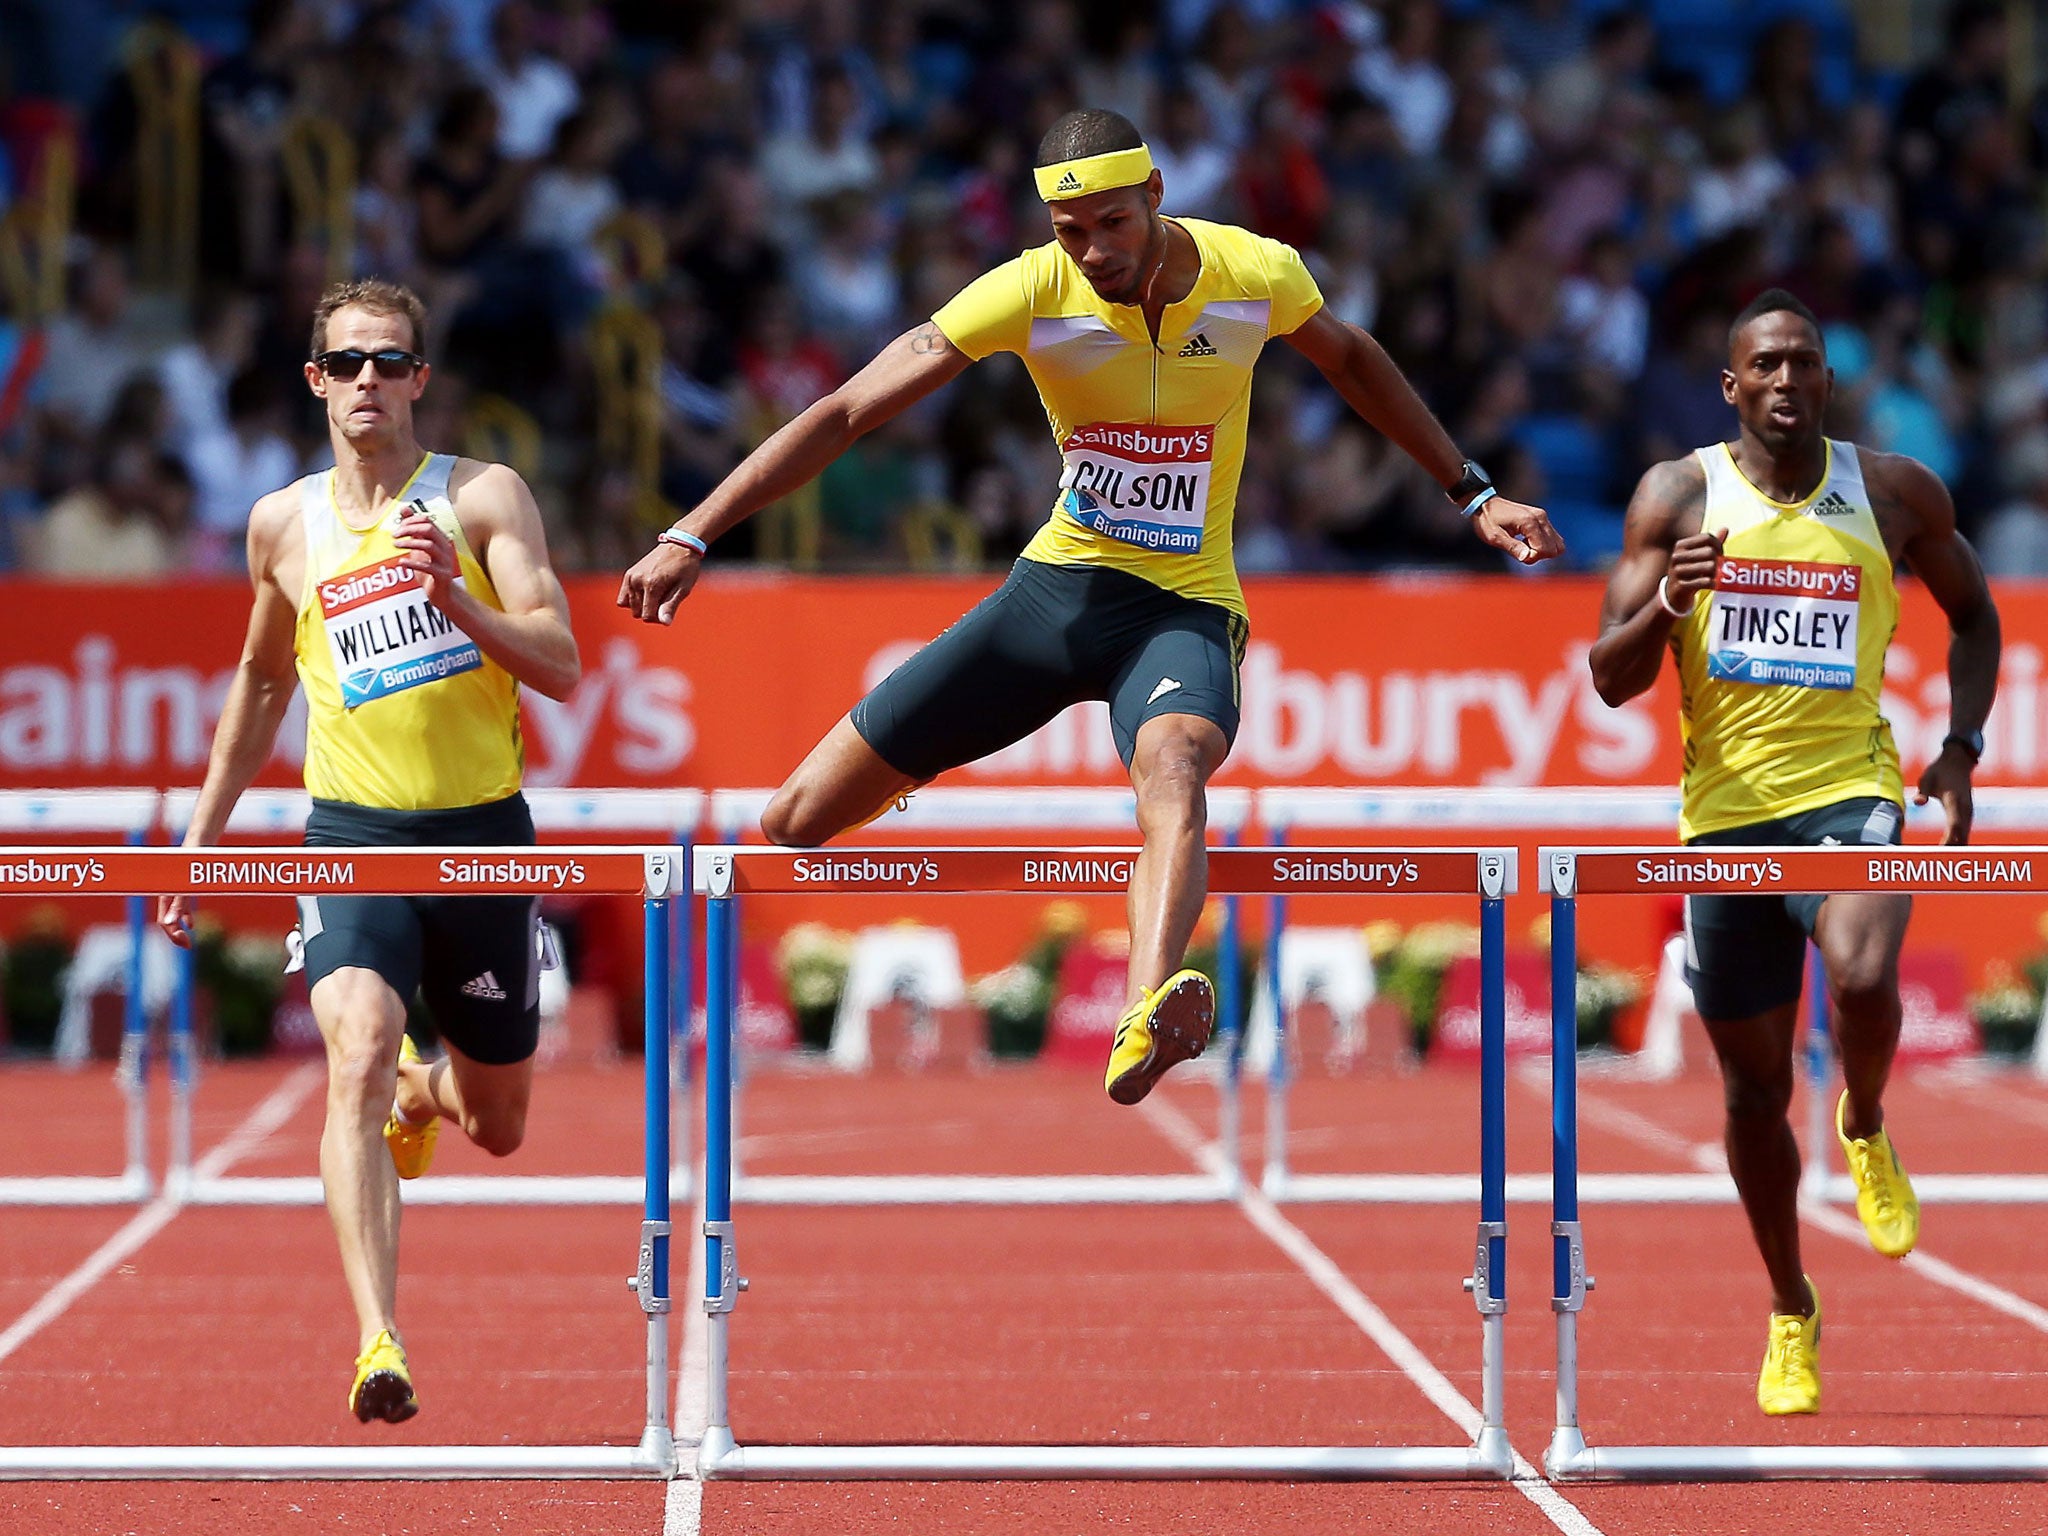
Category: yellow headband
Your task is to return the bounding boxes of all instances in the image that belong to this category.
[1034,144,1155,202]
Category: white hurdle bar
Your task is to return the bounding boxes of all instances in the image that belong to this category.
[693,842,1517,1481]
[707,785,1258,1202]
[1541,844,2048,1482]
[148,788,703,1207]
[0,790,161,1206]
[0,843,684,1480]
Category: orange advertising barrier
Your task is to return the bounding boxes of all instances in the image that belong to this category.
[0,846,662,895]
[1554,846,2048,895]
[697,845,1504,896]
[4,573,2043,793]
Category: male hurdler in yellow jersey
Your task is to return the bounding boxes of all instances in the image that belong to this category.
[159,280,581,1423]
[621,107,1562,1108]
[1590,289,2000,1415]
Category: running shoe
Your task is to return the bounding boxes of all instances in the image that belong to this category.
[1104,969,1215,1106]
[1836,1090,1919,1257]
[1756,1278,1820,1417]
[383,1033,438,1181]
[348,1329,419,1424]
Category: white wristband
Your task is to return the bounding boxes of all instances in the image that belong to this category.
[659,527,709,557]
[1656,575,1695,618]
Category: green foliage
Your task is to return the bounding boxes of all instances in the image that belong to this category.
[774,922,854,1052]
[1,915,74,1054]
[1373,921,1482,1055]
[193,927,286,1058]
[1575,964,1645,1050]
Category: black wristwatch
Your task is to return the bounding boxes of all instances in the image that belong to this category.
[1447,459,1495,515]
[1942,729,1985,766]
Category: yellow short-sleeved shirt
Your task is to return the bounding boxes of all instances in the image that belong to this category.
[933,217,1323,618]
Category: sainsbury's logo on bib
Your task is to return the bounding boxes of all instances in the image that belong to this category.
[1707,556,1860,691]
[319,553,483,709]
[1059,422,1215,553]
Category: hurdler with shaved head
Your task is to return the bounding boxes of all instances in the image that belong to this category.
[1590,288,2002,1416]
[620,106,1562,1106]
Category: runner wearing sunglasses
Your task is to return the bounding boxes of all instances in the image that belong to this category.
[161,278,581,1425]
[620,107,1563,1105]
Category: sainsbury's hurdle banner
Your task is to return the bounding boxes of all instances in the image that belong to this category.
[3,575,2045,792]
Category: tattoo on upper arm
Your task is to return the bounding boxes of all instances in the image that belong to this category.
[910,321,949,355]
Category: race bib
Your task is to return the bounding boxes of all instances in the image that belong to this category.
[1058,423,1214,553]
[1707,556,1860,690]
[317,554,482,709]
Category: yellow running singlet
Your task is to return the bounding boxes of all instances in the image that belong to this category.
[294,453,524,810]
[1673,439,1903,838]
[932,218,1324,619]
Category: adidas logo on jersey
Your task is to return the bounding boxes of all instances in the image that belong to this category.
[1811,491,1856,517]
[1055,170,1083,193]
[460,970,507,1001]
[1178,332,1218,358]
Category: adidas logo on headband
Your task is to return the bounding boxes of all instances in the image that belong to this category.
[1056,170,1083,193]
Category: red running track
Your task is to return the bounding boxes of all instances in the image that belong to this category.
[5,1058,2048,1533]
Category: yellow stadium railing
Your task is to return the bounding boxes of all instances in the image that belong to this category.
[0,127,74,320]
[590,303,676,532]
[281,115,358,287]
[900,499,983,572]
[126,20,201,299]
[462,393,545,486]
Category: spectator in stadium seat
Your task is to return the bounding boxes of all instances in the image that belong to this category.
[36,245,156,441]
[757,61,881,249]
[25,433,181,578]
[479,0,580,162]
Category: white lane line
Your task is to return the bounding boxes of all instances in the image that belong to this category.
[1574,1082,2048,1337]
[1144,1095,1607,1536]
[0,1062,323,1367]
[662,1162,708,1536]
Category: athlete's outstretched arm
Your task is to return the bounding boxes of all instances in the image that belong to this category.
[161,494,302,945]
[1888,454,2000,844]
[1588,456,1715,707]
[399,461,582,700]
[1281,308,1564,565]
[618,322,974,625]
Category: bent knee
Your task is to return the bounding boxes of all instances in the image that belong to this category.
[464,1109,527,1158]
[327,1032,400,1104]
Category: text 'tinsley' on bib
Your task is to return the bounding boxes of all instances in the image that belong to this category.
[1708,556,1861,691]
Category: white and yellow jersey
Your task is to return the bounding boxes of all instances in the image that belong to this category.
[293,453,523,810]
[932,218,1324,618]
[1674,439,1902,838]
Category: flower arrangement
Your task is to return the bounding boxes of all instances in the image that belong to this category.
[1575,963,1646,1051]
[1970,958,2041,1058]
[972,901,1088,1058]
[1373,920,1483,1054]
[774,922,854,1052]
[0,909,72,1055]
[192,921,290,1057]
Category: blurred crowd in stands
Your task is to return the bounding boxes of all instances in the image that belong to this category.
[1,0,2047,579]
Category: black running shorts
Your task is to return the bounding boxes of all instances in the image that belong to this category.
[851,558,1250,776]
[298,794,542,1066]
[1682,796,1906,1022]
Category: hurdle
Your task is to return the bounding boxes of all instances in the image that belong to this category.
[150,787,702,1207]
[1541,843,2048,1481]
[707,785,1257,1204]
[0,843,682,1480]
[1255,787,1684,1204]
[0,790,161,1207]
[692,841,1517,1479]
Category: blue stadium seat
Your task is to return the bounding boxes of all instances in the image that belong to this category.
[1544,499,1629,572]
[1514,413,1612,506]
